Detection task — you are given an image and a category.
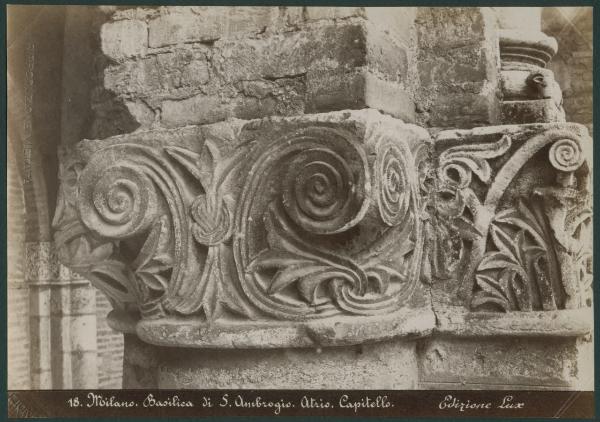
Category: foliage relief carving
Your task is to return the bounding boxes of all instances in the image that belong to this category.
[53,117,428,322]
[429,128,592,312]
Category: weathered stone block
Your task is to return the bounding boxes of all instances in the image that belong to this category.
[304,7,362,21]
[213,23,368,82]
[306,70,415,123]
[148,9,222,47]
[426,89,498,128]
[147,7,290,48]
[418,335,593,389]
[416,7,495,49]
[104,50,210,97]
[415,7,500,128]
[501,99,565,124]
[123,334,420,389]
[363,7,416,45]
[101,19,148,60]
[100,10,418,128]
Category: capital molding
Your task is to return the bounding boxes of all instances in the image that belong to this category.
[53,111,593,347]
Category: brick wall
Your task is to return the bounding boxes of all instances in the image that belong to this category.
[96,292,124,388]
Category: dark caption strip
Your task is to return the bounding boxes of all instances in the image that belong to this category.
[7,390,594,418]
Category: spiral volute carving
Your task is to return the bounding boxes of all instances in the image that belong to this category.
[376,145,411,226]
[283,147,367,234]
[78,160,157,239]
[549,138,584,172]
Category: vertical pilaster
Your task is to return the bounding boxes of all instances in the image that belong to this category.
[26,242,99,389]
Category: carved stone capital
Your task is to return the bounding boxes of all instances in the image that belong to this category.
[429,122,592,312]
[54,111,593,347]
[53,110,435,346]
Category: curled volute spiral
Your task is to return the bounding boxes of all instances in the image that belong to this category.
[282,145,369,235]
[234,123,424,320]
[376,144,412,226]
[549,138,585,172]
[78,156,158,239]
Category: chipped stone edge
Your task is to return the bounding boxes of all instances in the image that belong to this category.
[433,305,594,338]
[108,306,436,349]
[433,121,590,145]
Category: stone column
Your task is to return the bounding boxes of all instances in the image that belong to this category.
[494,7,565,123]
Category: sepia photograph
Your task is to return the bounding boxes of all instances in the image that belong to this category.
[6,4,594,418]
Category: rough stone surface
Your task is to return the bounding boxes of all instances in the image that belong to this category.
[433,306,593,338]
[123,334,419,389]
[415,7,500,128]
[418,336,593,390]
[501,99,566,124]
[101,19,148,60]
[134,307,436,348]
[98,7,418,132]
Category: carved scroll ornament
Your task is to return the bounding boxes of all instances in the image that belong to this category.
[53,111,431,322]
[429,124,592,312]
[54,112,592,322]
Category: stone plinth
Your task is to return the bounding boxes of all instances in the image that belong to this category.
[125,337,419,389]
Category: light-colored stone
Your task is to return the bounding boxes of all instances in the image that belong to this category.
[34,6,595,394]
[415,7,500,128]
[123,334,419,389]
[418,336,591,389]
[434,306,593,337]
[101,19,148,60]
[131,306,436,348]
[493,7,542,31]
[304,7,363,21]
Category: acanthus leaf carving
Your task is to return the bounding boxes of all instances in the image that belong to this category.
[472,200,556,312]
[161,138,252,320]
[430,125,592,313]
[248,203,369,307]
[424,135,511,281]
[234,121,426,319]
